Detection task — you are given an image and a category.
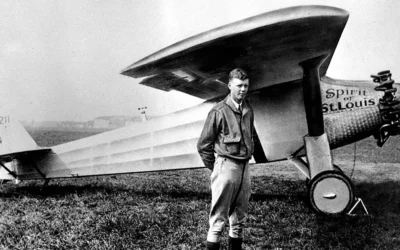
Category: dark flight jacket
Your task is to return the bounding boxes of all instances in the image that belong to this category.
[197,95,254,169]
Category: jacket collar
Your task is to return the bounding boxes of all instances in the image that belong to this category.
[224,95,249,115]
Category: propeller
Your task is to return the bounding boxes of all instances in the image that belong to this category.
[371,70,400,146]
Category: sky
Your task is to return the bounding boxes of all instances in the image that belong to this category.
[1,0,399,122]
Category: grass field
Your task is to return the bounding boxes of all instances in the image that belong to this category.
[1,129,400,249]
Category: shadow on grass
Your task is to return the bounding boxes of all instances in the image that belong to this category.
[251,192,307,202]
[0,181,211,201]
[312,214,374,249]
[307,181,400,249]
[355,180,400,215]
[3,176,400,215]
[0,180,126,196]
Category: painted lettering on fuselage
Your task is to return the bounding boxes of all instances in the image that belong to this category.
[321,85,378,114]
[0,116,10,125]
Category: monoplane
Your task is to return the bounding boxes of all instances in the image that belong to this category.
[1,5,399,215]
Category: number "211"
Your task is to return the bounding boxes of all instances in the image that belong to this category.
[0,116,10,124]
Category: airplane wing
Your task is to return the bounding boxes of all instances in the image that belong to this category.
[121,5,349,100]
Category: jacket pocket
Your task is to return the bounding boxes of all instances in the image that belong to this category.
[223,136,241,155]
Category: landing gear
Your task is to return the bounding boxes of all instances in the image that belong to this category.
[308,171,354,215]
[297,55,357,215]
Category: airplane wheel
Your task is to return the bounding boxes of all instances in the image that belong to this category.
[308,171,354,215]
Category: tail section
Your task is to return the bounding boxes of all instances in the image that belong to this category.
[0,115,38,181]
[0,115,38,156]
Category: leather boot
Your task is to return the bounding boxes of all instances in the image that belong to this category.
[206,241,220,250]
[228,237,243,250]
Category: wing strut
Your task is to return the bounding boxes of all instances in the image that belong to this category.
[299,54,334,178]
[0,161,17,179]
[300,55,328,136]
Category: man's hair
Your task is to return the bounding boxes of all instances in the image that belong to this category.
[229,68,248,81]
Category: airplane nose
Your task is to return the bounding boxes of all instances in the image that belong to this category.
[372,70,400,147]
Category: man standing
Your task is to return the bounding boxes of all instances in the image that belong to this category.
[197,68,254,250]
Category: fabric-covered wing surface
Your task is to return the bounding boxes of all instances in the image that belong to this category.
[121,5,349,100]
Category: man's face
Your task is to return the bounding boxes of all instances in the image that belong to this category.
[228,78,249,103]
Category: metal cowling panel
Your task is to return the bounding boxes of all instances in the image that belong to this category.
[324,106,382,149]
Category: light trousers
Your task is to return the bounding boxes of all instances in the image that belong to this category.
[207,156,251,243]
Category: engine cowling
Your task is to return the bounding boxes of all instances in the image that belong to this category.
[371,70,400,146]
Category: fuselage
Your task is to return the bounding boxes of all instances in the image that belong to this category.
[6,76,387,180]
[250,76,382,161]
[321,77,382,149]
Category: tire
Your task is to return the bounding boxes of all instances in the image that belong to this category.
[308,170,354,215]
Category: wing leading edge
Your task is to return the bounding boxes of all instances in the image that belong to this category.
[121,5,349,100]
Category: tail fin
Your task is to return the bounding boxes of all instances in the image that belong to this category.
[0,115,38,156]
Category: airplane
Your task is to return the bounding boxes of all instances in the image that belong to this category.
[0,5,399,215]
